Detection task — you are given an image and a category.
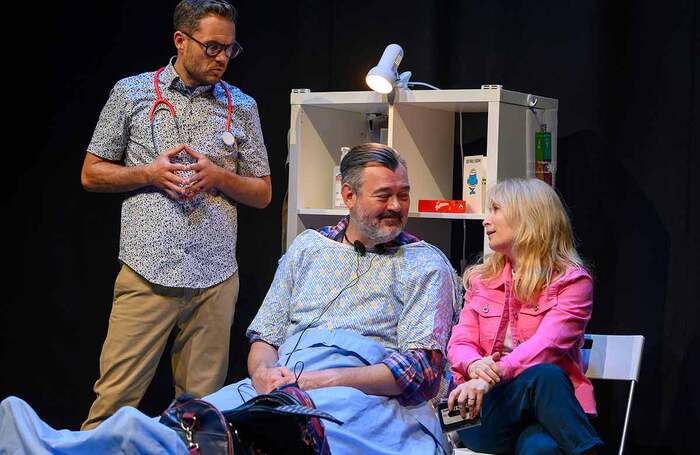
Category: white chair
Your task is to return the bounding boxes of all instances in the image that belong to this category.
[452,334,645,455]
[582,334,644,455]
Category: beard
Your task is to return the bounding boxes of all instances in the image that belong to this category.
[350,206,407,245]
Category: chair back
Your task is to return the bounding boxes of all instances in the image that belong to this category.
[582,334,645,381]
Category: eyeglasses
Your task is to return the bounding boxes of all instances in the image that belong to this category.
[181,31,243,59]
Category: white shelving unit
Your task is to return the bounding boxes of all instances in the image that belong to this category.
[287,87,558,256]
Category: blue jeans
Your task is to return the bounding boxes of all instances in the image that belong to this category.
[458,364,603,455]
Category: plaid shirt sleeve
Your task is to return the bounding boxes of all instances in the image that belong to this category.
[382,349,444,406]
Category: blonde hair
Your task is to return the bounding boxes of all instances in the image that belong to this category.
[465,178,585,302]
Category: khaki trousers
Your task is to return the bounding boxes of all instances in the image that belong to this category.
[82,265,239,430]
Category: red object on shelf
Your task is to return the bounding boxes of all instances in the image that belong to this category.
[418,199,467,213]
[535,161,553,185]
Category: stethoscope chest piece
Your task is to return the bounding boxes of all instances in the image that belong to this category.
[222,130,236,147]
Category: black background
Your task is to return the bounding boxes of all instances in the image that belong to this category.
[2,1,698,453]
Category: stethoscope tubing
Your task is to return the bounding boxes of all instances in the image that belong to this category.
[149,66,234,153]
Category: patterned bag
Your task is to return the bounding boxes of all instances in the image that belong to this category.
[160,385,342,454]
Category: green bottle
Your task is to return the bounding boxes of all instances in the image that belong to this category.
[535,124,551,161]
[535,124,553,185]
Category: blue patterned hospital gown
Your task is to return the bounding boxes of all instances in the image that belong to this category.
[248,229,459,356]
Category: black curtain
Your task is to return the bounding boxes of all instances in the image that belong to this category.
[3,1,697,453]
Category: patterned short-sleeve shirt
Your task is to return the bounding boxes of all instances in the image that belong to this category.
[87,60,270,288]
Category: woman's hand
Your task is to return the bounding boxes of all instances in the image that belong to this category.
[447,378,492,418]
[468,352,502,384]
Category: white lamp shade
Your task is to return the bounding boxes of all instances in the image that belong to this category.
[366,44,404,94]
[366,71,394,94]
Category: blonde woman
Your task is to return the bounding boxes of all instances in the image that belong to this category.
[447,178,602,454]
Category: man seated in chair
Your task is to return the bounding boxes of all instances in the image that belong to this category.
[0,143,459,455]
[204,143,459,454]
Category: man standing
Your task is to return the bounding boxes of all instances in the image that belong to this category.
[80,0,270,429]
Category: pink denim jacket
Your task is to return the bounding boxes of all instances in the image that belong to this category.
[447,261,597,414]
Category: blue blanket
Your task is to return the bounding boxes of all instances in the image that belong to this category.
[0,329,449,454]
[0,400,187,454]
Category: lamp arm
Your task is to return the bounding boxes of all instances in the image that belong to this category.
[407,81,441,90]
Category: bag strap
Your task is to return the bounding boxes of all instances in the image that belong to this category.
[224,402,343,425]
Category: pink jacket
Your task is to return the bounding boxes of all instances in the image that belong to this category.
[447,261,597,414]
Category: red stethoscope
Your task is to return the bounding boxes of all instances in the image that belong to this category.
[148,66,236,152]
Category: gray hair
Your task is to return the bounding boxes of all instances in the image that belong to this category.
[340,143,407,193]
[174,0,237,34]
